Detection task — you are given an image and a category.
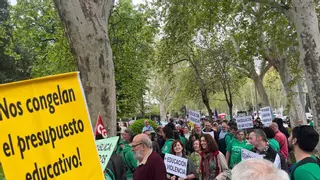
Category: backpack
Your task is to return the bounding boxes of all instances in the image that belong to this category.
[291,156,320,180]
[218,133,231,156]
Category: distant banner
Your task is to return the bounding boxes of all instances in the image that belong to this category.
[260,106,272,126]
[164,153,188,179]
[96,136,119,171]
[188,110,200,124]
[235,116,253,129]
[241,148,264,161]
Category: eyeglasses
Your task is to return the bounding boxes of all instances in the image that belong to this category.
[131,143,143,148]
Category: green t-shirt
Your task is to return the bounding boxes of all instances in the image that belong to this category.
[243,143,253,150]
[225,132,235,150]
[227,139,247,168]
[290,156,320,180]
[162,138,174,154]
[180,136,187,148]
[268,138,280,152]
[310,121,314,126]
[121,144,138,178]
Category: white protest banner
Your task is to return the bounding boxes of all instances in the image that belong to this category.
[241,148,264,161]
[203,131,214,139]
[260,106,273,126]
[95,136,119,171]
[164,153,188,179]
[188,110,201,124]
[235,116,253,129]
[274,154,281,169]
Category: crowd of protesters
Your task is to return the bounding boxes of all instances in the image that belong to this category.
[103,117,320,180]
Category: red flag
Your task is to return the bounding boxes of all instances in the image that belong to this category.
[94,113,108,138]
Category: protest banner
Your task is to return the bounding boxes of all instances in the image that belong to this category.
[96,136,119,171]
[235,116,253,129]
[274,154,281,169]
[164,153,188,179]
[202,131,214,139]
[241,148,264,161]
[260,106,273,126]
[0,72,104,180]
[94,113,108,138]
[188,110,201,124]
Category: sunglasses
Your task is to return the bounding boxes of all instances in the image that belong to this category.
[131,143,143,148]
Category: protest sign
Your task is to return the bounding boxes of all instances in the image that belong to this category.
[96,136,119,171]
[188,110,200,124]
[260,106,273,126]
[164,153,188,179]
[202,131,214,139]
[241,148,264,161]
[0,72,104,180]
[235,116,253,129]
[274,154,281,169]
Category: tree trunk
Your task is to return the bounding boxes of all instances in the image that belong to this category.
[252,74,270,107]
[160,102,167,121]
[53,0,117,136]
[291,0,320,151]
[276,60,306,127]
[292,1,320,126]
[192,60,213,122]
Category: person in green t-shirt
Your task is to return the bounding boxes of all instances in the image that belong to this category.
[289,125,320,180]
[226,129,247,169]
[161,126,174,155]
[225,125,237,150]
[263,127,280,152]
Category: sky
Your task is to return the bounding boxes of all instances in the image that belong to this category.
[8,0,145,6]
[8,0,16,5]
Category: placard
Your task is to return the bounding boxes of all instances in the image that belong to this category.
[241,148,264,161]
[235,116,253,129]
[0,72,104,180]
[164,153,188,179]
[188,110,201,124]
[260,106,272,126]
[96,136,119,171]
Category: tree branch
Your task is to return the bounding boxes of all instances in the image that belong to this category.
[249,0,293,22]
[260,61,272,78]
[167,58,189,66]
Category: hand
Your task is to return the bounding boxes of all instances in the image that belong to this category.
[171,176,176,180]
[178,177,184,180]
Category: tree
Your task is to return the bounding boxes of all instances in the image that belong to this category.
[54,0,117,135]
[249,0,320,151]
[109,0,157,119]
[8,0,75,78]
[0,0,31,83]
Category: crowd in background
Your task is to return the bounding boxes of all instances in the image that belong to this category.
[103,117,320,180]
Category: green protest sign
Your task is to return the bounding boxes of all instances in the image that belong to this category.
[95,136,119,171]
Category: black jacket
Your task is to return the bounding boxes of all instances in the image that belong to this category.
[251,145,288,171]
[107,153,127,180]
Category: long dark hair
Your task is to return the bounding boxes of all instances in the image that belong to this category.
[200,134,219,152]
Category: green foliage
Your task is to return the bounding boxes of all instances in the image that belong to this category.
[0,163,5,180]
[6,0,75,78]
[0,0,32,83]
[109,0,157,118]
[129,119,158,135]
